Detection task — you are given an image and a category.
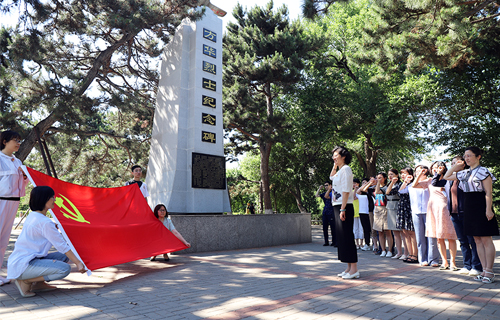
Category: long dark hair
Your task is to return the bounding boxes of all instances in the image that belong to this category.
[153,204,168,219]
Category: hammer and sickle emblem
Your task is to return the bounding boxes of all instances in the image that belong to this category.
[54,194,90,224]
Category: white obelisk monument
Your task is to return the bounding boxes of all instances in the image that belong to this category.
[146,9,231,214]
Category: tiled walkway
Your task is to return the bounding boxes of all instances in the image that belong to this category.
[1,226,499,319]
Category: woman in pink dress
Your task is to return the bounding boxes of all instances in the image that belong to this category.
[413,161,458,270]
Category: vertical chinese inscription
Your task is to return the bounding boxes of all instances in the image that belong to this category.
[202,113,216,126]
[202,131,216,143]
[203,44,216,58]
[203,28,217,42]
[202,95,216,108]
[192,153,226,189]
[202,61,216,75]
[202,78,216,91]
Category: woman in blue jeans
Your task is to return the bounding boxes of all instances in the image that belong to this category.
[7,186,86,297]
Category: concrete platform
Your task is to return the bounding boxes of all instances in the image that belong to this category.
[1,226,499,319]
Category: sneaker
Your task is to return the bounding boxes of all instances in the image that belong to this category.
[361,244,371,251]
[391,253,402,259]
[386,251,393,258]
[399,254,408,260]
[380,251,387,257]
[458,267,470,275]
[469,269,481,276]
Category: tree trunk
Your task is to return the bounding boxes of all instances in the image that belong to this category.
[272,186,278,214]
[289,186,308,213]
[364,134,378,178]
[258,82,274,214]
[260,142,274,214]
[16,112,57,162]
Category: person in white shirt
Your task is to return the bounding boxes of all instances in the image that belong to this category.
[150,204,191,261]
[330,146,358,279]
[409,165,439,267]
[125,165,149,198]
[0,130,28,285]
[7,186,86,298]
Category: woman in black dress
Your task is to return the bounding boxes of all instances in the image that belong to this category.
[396,167,418,263]
[444,146,498,283]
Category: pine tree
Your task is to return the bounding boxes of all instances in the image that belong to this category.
[223,1,323,214]
[303,0,500,74]
[0,0,203,166]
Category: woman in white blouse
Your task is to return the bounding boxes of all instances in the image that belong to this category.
[0,130,28,285]
[7,186,86,297]
[444,147,498,283]
[330,146,358,279]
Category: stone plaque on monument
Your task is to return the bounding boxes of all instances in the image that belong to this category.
[191,152,226,189]
[145,9,231,214]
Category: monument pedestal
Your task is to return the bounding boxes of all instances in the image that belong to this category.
[146,11,230,214]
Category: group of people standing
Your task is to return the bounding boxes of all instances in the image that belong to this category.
[0,130,190,298]
[322,146,498,284]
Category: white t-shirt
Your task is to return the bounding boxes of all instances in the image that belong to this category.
[7,212,71,279]
[162,217,176,231]
[330,165,354,206]
[408,184,429,214]
[357,194,369,214]
[125,180,150,198]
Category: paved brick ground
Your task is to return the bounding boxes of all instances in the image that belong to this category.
[1,225,499,320]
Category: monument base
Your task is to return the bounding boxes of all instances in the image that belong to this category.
[168,212,225,215]
[170,213,311,254]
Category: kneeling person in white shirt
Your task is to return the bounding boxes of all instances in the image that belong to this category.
[7,186,86,298]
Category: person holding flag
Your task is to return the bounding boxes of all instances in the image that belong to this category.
[7,186,86,298]
[125,165,149,198]
[0,130,28,285]
[150,204,191,261]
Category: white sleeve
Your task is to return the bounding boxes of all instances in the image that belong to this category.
[338,167,353,193]
[42,221,71,254]
[141,183,149,198]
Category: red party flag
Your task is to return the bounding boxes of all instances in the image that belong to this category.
[23,167,188,271]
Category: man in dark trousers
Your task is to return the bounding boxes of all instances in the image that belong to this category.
[316,182,336,247]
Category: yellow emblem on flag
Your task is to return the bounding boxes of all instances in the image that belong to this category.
[54,194,90,224]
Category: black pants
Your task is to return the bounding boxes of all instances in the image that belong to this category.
[322,213,335,245]
[359,214,371,246]
[334,204,357,263]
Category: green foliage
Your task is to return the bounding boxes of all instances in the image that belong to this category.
[227,155,261,214]
[223,0,323,154]
[1,0,202,185]
[223,1,325,212]
[354,0,500,75]
[292,0,429,177]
